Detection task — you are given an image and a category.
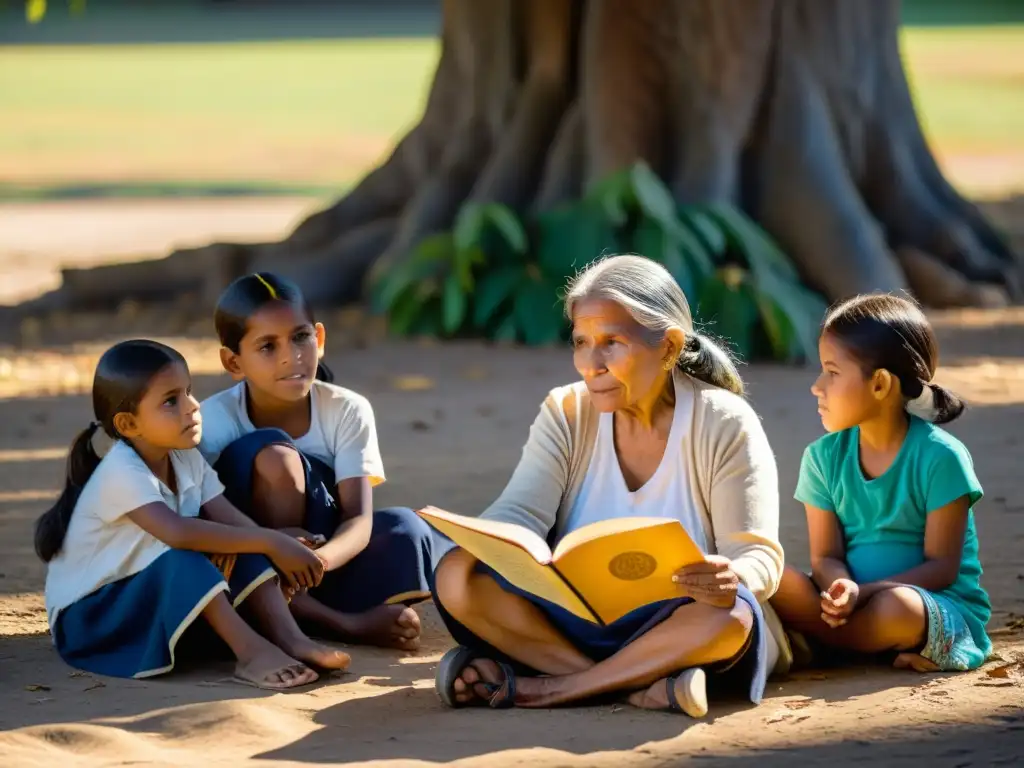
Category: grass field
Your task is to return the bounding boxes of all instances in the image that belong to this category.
[0,21,1021,201]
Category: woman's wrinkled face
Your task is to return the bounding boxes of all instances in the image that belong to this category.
[571,298,674,412]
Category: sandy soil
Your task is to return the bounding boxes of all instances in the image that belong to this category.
[0,203,1022,767]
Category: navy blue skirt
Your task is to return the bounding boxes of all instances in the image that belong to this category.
[53,549,276,679]
[432,553,761,694]
[214,428,448,612]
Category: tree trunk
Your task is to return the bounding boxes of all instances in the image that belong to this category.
[48,0,1019,312]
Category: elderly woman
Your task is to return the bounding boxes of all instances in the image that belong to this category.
[430,255,790,716]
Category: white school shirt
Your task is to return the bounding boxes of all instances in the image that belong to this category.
[198,380,386,486]
[44,440,225,629]
[562,373,709,552]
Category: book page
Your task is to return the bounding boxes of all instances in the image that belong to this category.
[552,518,705,625]
[416,509,595,622]
[418,507,553,562]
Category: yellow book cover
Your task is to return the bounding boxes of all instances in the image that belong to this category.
[417,506,705,625]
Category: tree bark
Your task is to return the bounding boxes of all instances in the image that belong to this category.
[45,0,1019,312]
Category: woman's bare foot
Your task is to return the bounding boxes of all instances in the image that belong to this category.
[335,604,422,651]
[451,658,509,704]
[893,652,940,672]
[234,642,319,691]
[626,668,709,718]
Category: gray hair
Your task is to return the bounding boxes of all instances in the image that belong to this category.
[564,254,744,395]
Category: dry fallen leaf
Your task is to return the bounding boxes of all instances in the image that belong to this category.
[25,684,50,692]
[985,661,1023,679]
[391,375,435,392]
[461,366,488,381]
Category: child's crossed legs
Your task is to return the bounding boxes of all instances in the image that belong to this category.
[249,443,421,650]
[771,565,937,671]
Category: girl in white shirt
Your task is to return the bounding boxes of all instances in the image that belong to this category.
[200,273,444,651]
[38,339,350,688]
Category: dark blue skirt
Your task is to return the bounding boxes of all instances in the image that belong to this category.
[214,428,449,612]
[432,553,761,694]
[53,549,276,679]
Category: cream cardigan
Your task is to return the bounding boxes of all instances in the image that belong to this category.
[481,372,785,603]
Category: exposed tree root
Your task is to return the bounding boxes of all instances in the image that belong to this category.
[29,0,1019,320]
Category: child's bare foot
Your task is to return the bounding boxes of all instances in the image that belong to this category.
[893,652,940,672]
[277,636,352,672]
[337,605,422,651]
[626,668,709,718]
[234,643,319,691]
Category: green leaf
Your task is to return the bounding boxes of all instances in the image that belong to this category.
[698,268,759,362]
[630,162,678,232]
[411,232,457,265]
[698,203,825,361]
[670,219,716,279]
[536,201,620,282]
[493,313,518,343]
[410,297,443,337]
[482,204,528,254]
[754,290,799,361]
[625,164,715,277]
[473,265,523,329]
[752,272,825,361]
[442,272,468,334]
[370,231,454,314]
[388,285,428,336]
[454,205,487,254]
[702,204,798,281]
[679,208,728,257]
[454,245,483,292]
[585,168,636,226]
[631,216,694,301]
[514,276,566,346]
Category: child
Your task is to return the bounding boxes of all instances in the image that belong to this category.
[38,339,351,688]
[199,273,442,651]
[770,294,991,672]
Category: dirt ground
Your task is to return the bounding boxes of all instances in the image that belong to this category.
[0,201,1022,767]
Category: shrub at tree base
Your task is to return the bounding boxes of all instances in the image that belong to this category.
[371,163,826,363]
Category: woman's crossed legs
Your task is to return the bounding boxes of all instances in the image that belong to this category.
[434,548,753,709]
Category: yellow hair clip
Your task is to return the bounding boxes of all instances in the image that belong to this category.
[253,273,278,299]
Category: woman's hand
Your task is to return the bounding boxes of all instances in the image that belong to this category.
[820,578,859,627]
[264,531,326,590]
[672,555,740,608]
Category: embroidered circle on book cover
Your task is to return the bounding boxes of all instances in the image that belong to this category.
[608,552,657,580]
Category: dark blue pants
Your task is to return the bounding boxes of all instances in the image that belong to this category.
[55,549,275,678]
[213,428,447,613]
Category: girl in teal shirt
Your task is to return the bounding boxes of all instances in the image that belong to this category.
[771,293,991,672]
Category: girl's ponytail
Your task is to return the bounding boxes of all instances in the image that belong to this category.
[906,382,966,425]
[34,422,102,562]
[315,361,335,383]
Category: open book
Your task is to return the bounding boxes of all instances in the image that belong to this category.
[418,506,706,626]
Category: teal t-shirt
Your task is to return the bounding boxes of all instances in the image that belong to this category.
[795,416,991,653]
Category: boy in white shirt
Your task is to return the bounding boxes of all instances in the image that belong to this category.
[201,273,447,650]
